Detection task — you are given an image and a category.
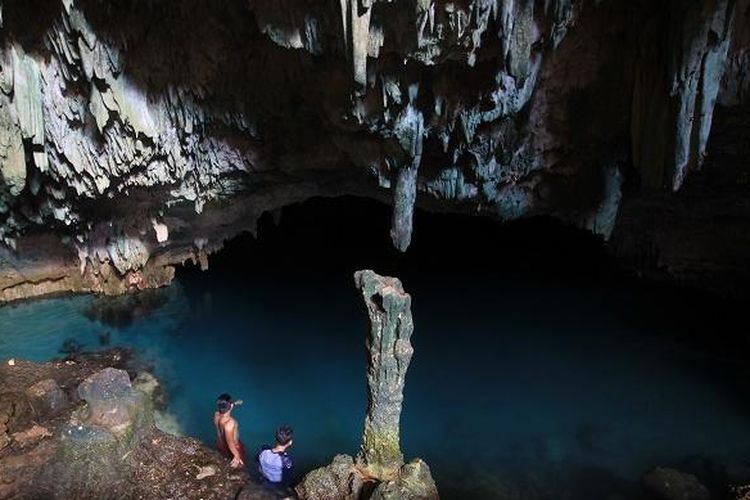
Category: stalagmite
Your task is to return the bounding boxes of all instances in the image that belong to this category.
[295,270,438,499]
[354,269,414,476]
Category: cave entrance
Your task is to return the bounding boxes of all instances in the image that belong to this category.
[180,194,621,284]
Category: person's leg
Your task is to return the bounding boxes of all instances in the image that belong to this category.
[216,437,230,458]
[237,440,248,465]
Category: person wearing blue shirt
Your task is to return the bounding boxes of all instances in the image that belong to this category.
[258,425,294,487]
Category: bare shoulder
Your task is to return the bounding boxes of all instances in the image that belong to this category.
[222,417,237,431]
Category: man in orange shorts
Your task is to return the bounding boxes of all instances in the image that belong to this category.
[214,393,246,468]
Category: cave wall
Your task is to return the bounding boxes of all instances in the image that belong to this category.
[0,0,748,301]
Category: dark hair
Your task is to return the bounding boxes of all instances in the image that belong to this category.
[217,393,232,413]
[275,425,293,446]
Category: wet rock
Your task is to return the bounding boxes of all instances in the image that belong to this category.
[25,378,69,417]
[132,371,159,397]
[37,368,152,497]
[642,467,712,500]
[371,459,439,500]
[132,371,181,435]
[295,454,363,499]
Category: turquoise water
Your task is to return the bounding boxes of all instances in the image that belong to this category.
[2,199,750,499]
[2,270,750,499]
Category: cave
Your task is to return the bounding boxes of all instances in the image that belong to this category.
[1,1,750,499]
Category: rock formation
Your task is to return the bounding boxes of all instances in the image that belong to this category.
[296,270,438,500]
[613,104,750,297]
[0,0,748,301]
[0,350,274,499]
[642,467,711,500]
[355,269,415,479]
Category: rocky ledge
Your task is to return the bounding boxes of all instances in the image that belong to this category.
[0,349,274,500]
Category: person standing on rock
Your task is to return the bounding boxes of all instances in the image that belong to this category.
[214,393,246,468]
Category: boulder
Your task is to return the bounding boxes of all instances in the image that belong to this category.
[642,467,712,500]
[25,378,69,417]
[0,391,32,440]
[35,368,150,497]
[77,367,141,434]
[371,459,439,500]
[295,454,363,499]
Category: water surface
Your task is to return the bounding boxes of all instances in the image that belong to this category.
[2,199,749,499]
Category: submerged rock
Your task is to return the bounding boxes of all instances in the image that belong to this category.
[82,288,172,328]
[59,338,85,356]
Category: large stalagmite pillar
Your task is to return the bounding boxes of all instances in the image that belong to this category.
[296,270,437,499]
[353,269,414,479]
